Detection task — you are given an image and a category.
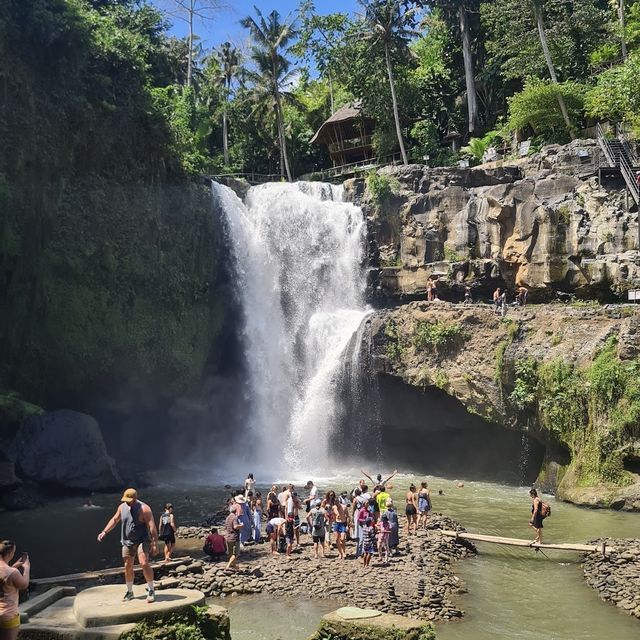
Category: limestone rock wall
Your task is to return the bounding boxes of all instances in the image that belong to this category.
[347,140,640,301]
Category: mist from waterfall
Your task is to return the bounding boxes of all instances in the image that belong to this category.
[213,180,369,475]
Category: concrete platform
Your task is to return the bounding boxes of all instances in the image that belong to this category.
[73,585,205,628]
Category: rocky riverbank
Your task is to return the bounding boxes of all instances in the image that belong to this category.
[582,538,640,620]
[173,513,474,622]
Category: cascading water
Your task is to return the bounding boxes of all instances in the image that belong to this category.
[213,180,369,474]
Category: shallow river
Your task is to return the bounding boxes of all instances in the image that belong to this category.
[0,474,638,639]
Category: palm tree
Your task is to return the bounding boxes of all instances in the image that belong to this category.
[216,42,241,166]
[360,0,419,165]
[531,0,575,139]
[241,8,297,181]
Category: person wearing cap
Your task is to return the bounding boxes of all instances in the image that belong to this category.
[97,488,158,603]
[306,499,326,559]
[158,504,176,561]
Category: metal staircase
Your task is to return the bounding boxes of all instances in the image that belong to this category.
[596,123,640,206]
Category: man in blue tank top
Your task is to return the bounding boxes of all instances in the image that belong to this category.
[97,488,158,602]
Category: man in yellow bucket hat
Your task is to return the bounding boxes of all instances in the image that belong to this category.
[97,488,158,603]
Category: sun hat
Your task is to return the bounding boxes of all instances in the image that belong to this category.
[234,494,246,504]
[121,488,137,503]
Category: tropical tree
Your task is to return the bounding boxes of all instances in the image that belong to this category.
[359,0,422,165]
[241,8,297,181]
[215,42,241,166]
[423,1,480,135]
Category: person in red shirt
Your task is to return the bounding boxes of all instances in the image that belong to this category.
[203,527,226,561]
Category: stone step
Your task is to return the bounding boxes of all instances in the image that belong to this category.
[19,586,77,623]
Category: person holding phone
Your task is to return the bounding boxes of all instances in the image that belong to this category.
[0,540,30,639]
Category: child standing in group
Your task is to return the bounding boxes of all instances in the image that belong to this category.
[377,513,391,563]
[361,518,376,568]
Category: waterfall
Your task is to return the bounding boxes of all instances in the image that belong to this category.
[213,180,369,474]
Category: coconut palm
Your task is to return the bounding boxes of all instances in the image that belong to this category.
[359,0,420,165]
[216,42,241,166]
[241,8,297,181]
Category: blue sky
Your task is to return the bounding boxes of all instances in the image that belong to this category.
[151,1,361,51]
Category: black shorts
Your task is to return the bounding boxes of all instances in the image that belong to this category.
[405,505,417,516]
[312,534,325,543]
[159,533,176,544]
[532,513,544,529]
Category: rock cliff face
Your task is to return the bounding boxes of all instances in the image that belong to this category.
[347,140,640,302]
[367,301,640,510]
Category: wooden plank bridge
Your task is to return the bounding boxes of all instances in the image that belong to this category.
[442,530,614,556]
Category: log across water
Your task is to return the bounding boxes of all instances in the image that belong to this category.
[442,530,614,555]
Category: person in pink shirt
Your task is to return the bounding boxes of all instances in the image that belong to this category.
[0,540,30,639]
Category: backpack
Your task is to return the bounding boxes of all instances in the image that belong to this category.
[159,512,172,537]
[540,502,551,519]
[312,509,326,534]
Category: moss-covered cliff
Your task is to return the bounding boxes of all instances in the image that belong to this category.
[370,302,640,510]
[0,2,227,446]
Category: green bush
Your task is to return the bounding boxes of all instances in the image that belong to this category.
[367,171,398,205]
[509,357,539,412]
[123,606,227,640]
[412,320,467,354]
[506,78,586,143]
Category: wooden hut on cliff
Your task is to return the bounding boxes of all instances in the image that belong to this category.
[310,102,375,167]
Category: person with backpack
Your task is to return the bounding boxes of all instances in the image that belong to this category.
[158,503,177,561]
[528,488,548,544]
[307,499,327,559]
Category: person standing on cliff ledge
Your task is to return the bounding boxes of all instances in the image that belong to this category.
[97,488,158,603]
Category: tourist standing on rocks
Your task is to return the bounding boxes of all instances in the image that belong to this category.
[203,527,226,561]
[493,287,501,313]
[304,480,318,513]
[333,495,349,559]
[284,517,295,556]
[224,506,243,571]
[235,495,251,546]
[516,285,528,306]
[244,473,255,498]
[267,486,280,520]
[356,499,370,558]
[277,486,287,517]
[361,518,376,568]
[253,492,263,543]
[375,485,391,516]
[0,540,30,639]
[528,489,544,544]
[382,499,399,552]
[377,514,391,563]
[405,484,418,536]
[352,488,364,557]
[307,499,327,559]
[158,503,177,561]
[322,490,337,551]
[417,482,432,530]
[97,488,158,603]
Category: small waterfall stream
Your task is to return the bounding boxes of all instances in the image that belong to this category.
[213,180,369,474]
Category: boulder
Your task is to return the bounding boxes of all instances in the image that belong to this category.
[15,410,121,491]
[0,459,21,489]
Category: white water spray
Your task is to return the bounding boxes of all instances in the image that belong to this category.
[214,181,369,474]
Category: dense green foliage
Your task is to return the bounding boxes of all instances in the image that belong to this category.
[412,320,467,354]
[123,605,229,640]
[508,338,640,486]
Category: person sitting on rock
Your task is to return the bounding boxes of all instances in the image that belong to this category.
[97,488,158,603]
[203,527,226,561]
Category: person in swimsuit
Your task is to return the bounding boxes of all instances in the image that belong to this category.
[332,497,348,559]
[529,488,544,544]
[0,541,30,639]
[405,484,418,537]
[322,491,336,552]
[361,469,398,488]
[157,503,177,560]
[98,488,158,603]
[417,482,432,529]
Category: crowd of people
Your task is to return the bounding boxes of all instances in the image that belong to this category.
[211,471,434,572]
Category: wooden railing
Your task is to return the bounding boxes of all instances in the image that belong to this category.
[207,172,283,185]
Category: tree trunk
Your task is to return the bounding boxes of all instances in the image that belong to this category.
[459,4,478,135]
[384,42,408,165]
[533,1,575,140]
[619,0,627,60]
[275,96,293,181]
[186,0,194,87]
[222,98,229,165]
[328,71,335,114]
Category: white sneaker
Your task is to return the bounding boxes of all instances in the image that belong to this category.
[146,588,155,603]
